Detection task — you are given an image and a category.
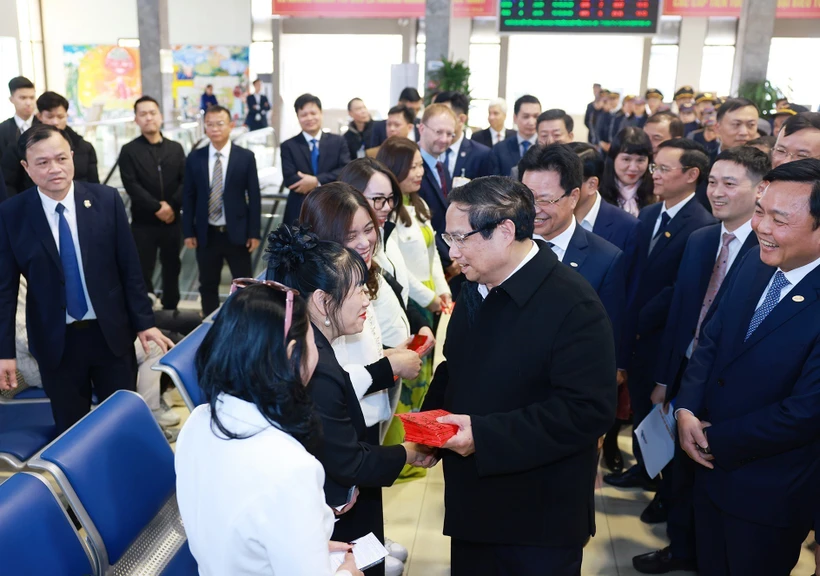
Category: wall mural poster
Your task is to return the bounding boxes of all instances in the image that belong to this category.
[63,45,141,121]
[172,45,250,121]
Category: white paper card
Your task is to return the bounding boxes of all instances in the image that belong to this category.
[329,532,389,571]
[634,403,677,479]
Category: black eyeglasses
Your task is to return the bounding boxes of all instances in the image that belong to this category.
[442,220,503,248]
[366,195,397,210]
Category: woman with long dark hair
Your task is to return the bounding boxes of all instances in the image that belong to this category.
[175,283,362,576]
[376,137,452,317]
[600,126,656,216]
[266,225,434,576]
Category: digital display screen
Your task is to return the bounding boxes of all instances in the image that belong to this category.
[499,0,660,33]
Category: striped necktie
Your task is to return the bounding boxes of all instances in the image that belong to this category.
[208,152,224,222]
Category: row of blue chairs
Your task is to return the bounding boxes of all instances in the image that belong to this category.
[0,390,197,575]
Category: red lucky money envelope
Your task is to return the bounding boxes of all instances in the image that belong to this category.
[397,409,458,447]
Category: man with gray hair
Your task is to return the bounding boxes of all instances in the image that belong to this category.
[422,175,616,575]
[471,98,517,148]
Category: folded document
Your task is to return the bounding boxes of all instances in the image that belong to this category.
[329,532,389,571]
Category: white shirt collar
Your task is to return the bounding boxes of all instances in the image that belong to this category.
[302,131,321,146]
[449,133,464,156]
[209,140,231,159]
[517,133,537,146]
[489,127,505,141]
[661,192,696,220]
[534,217,576,260]
[478,240,539,299]
[14,115,32,131]
[38,183,75,215]
[781,256,820,290]
[581,192,603,231]
[721,218,753,247]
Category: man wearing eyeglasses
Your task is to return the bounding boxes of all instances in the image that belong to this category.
[771,112,820,169]
[519,144,625,353]
[183,105,261,316]
[422,176,616,576]
[605,139,715,493]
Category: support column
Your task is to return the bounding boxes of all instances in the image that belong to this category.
[401,19,415,64]
[731,0,777,94]
[639,37,652,95]
[449,18,471,64]
[424,0,452,96]
[675,17,707,91]
[136,0,173,122]
[498,35,509,101]
[271,17,284,143]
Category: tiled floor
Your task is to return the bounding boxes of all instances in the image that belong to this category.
[381,428,818,576]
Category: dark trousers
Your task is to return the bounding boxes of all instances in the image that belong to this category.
[39,321,137,434]
[694,481,810,576]
[628,337,661,478]
[132,223,181,310]
[451,539,582,576]
[196,226,251,316]
[659,438,697,561]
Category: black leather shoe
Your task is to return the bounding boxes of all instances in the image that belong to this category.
[603,465,658,491]
[640,493,668,524]
[633,547,697,574]
[602,433,623,473]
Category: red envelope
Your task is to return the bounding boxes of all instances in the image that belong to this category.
[397,409,458,447]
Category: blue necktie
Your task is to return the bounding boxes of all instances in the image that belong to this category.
[521,140,531,157]
[310,138,319,175]
[56,204,88,321]
[653,212,671,239]
[745,271,790,341]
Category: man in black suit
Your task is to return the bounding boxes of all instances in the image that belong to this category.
[119,96,185,311]
[491,94,540,177]
[183,105,261,316]
[3,91,99,197]
[771,111,820,169]
[369,87,423,149]
[520,143,626,341]
[537,109,575,147]
[368,104,420,150]
[0,125,172,432]
[280,93,350,226]
[0,76,35,162]
[632,146,768,574]
[344,97,374,159]
[433,91,496,180]
[605,138,715,491]
[676,159,820,575]
[471,98,516,148]
[423,176,616,576]
[244,78,271,131]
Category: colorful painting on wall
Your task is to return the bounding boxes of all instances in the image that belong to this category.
[63,45,141,121]
[171,45,250,121]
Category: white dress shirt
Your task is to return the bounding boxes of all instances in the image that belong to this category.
[579,192,603,232]
[175,394,350,576]
[755,255,820,309]
[38,185,97,323]
[207,141,231,226]
[516,133,537,157]
[489,127,507,146]
[443,133,464,177]
[478,241,539,299]
[652,193,696,238]
[535,217,577,263]
[302,131,322,151]
[14,114,32,134]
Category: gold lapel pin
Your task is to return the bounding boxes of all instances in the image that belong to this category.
[792,295,805,303]
[570,262,578,268]
[664,231,671,238]
[83,200,91,208]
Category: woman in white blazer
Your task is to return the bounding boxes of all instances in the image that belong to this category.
[175,283,361,576]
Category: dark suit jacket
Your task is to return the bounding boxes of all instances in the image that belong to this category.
[309,327,406,505]
[422,241,616,547]
[627,198,716,372]
[244,94,270,131]
[593,199,646,366]
[491,136,527,177]
[2,126,98,196]
[418,159,451,268]
[0,183,154,369]
[677,248,820,529]
[182,144,261,248]
[0,117,22,162]
[368,120,420,149]
[656,224,758,400]
[470,127,517,149]
[280,132,350,226]
[563,224,626,355]
[0,174,5,203]
[452,138,496,180]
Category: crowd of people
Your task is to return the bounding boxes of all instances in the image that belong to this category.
[1,70,820,576]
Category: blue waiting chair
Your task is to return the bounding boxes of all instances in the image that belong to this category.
[0,388,56,470]
[0,471,96,575]
[152,322,212,411]
[28,390,197,576]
